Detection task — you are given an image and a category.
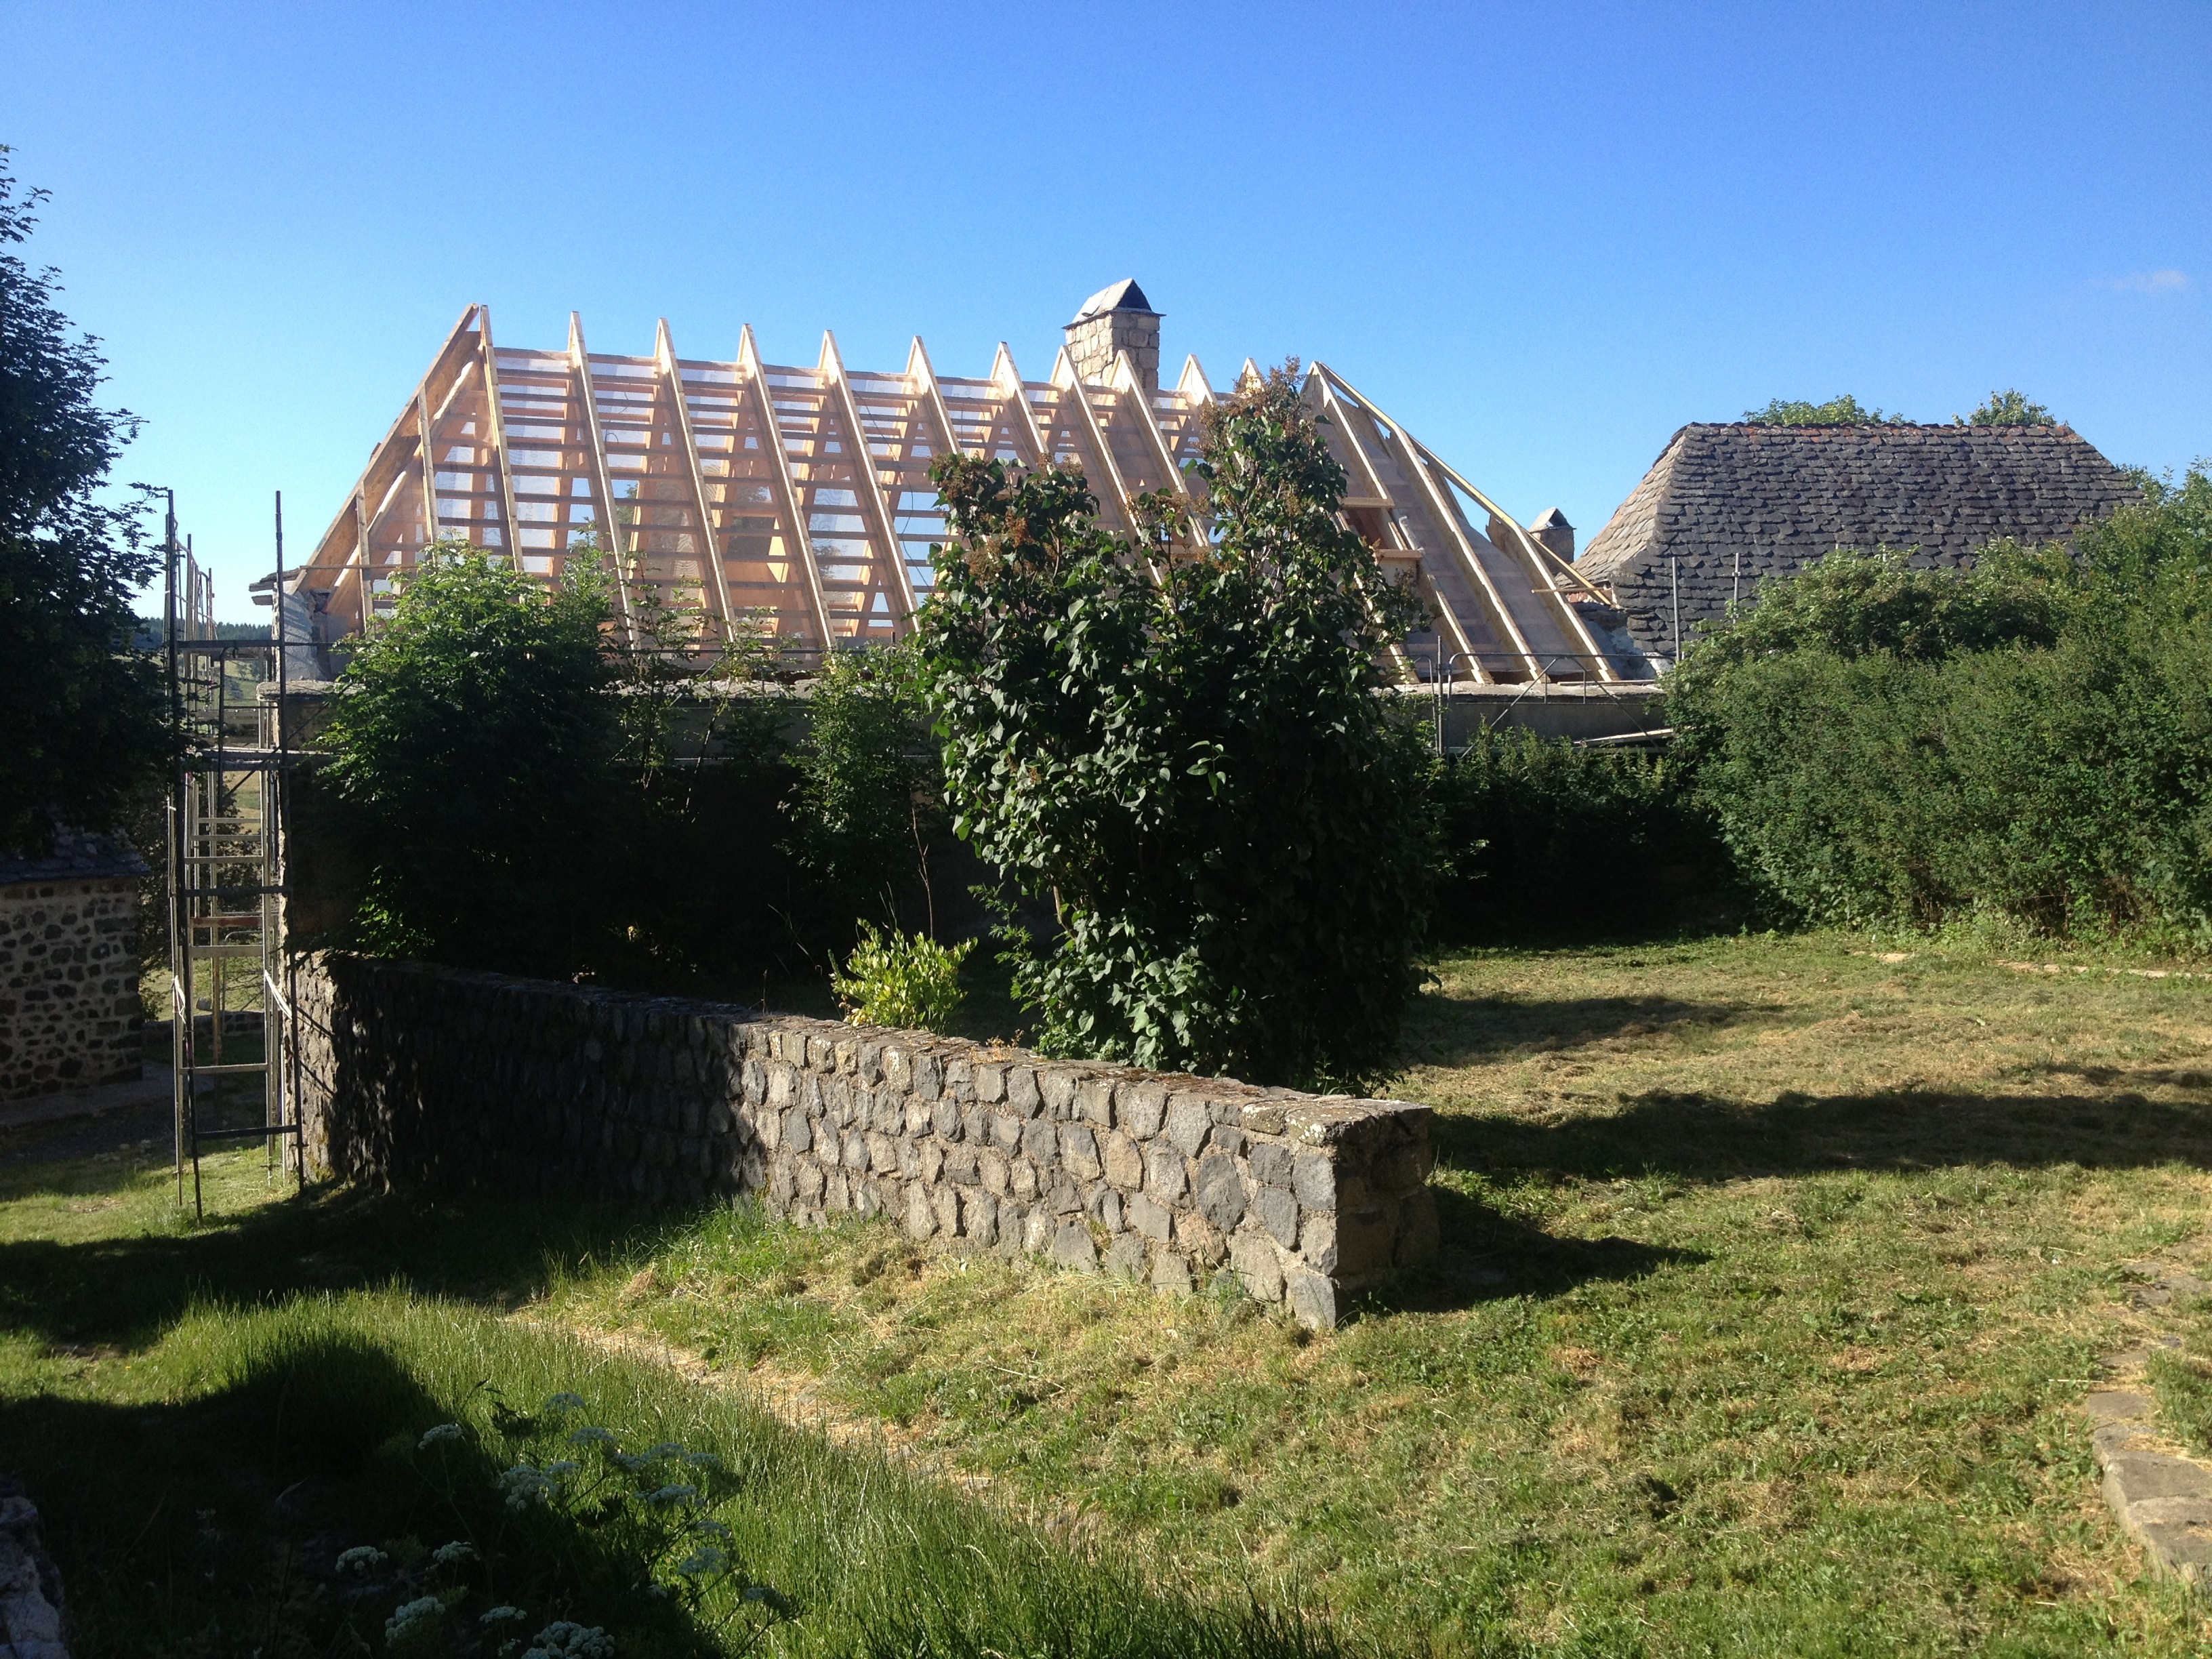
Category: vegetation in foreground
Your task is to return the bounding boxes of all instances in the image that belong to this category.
[537,933,2212,1656]
[0,1125,1338,1658]
[15,935,2212,1653]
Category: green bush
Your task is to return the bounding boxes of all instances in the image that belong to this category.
[1671,464,2212,939]
[914,365,1435,1089]
[1433,731,1725,941]
[830,922,972,1030]
[782,640,944,941]
[321,546,619,975]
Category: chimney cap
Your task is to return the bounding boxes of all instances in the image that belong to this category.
[1067,278,1160,326]
[1531,507,1574,531]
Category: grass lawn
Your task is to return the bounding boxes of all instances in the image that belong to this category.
[547,931,2212,1656]
[10,931,2212,1654]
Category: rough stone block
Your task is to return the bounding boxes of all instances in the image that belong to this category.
[1006,1066,1042,1115]
[1076,1078,1115,1127]
[1061,1122,1102,1181]
[1145,1141,1188,1203]
[1284,1265,1338,1331]
[1105,1232,1147,1279]
[1194,1151,1246,1231]
[1040,1068,1078,1118]
[1248,1139,1294,1189]
[1152,1249,1193,1294]
[1022,1119,1057,1166]
[1103,1130,1143,1189]
[905,1181,936,1241]
[1292,1148,1334,1209]
[1229,1230,1285,1302]
[1118,1081,1167,1138]
[1252,1183,1298,1249]
[1127,1191,1172,1242]
[1050,1218,1099,1272]
[1165,1092,1212,1156]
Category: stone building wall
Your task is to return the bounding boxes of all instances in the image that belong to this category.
[293,954,1437,1328]
[0,876,144,1101]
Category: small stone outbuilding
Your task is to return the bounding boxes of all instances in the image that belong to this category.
[0,830,146,1101]
[1576,422,2139,661]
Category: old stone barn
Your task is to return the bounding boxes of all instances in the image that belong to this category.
[1576,421,2137,661]
[0,831,145,1102]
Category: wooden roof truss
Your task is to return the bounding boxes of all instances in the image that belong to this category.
[294,305,1624,683]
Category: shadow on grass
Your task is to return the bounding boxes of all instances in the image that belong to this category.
[0,1178,663,1355]
[0,1334,729,1658]
[1400,993,1777,1068]
[1431,1077,2212,1183]
[1370,1183,1708,1315]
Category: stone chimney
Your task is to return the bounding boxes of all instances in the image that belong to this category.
[1530,507,1575,561]
[1063,279,1162,392]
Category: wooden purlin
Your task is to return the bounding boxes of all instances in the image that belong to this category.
[821,331,919,630]
[1313,364,1540,682]
[655,319,739,641]
[1408,435,1620,681]
[737,326,835,649]
[1307,373,1484,683]
[566,314,638,644]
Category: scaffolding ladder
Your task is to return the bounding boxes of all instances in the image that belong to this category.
[164,493,302,1214]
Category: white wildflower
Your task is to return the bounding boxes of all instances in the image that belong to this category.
[335,1545,388,1575]
[417,1422,466,1450]
[481,1605,528,1624]
[567,1425,617,1448]
[611,1451,648,1473]
[543,1391,588,1414]
[642,1483,697,1508]
[432,1539,477,1568]
[498,1465,556,1511]
[646,1441,687,1460]
[386,1595,445,1643]
[523,1620,615,1659]
[683,1451,722,1471]
[673,1545,729,1578]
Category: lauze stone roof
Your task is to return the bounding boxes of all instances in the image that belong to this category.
[1576,423,2138,659]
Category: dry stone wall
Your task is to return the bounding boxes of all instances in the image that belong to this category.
[0,876,144,1102]
[293,954,1437,1328]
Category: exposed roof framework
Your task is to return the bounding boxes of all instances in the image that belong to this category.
[293,304,1629,684]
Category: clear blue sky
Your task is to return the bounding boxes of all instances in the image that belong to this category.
[8,0,2207,619]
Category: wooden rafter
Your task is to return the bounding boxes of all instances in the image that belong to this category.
[291,313,1628,684]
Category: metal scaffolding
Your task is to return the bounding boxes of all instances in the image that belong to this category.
[163,493,302,1213]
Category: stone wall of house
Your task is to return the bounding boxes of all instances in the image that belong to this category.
[0,877,144,1101]
[293,954,1437,1328]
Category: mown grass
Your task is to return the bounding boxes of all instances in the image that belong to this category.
[0,1124,1341,1656]
[542,932,2212,1655]
[16,930,2212,1654]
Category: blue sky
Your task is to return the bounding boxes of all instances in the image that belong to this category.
[7,0,2207,619]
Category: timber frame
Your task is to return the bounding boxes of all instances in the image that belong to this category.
[292,304,1631,684]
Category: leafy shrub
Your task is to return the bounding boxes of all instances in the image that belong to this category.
[321,545,618,975]
[1433,731,1726,940]
[830,922,972,1030]
[783,640,944,939]
[914,364,1435,1088]
[1671,464,2212,939]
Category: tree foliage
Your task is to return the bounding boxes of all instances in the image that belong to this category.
[1961,388,2055,426]
[1742,394,1899,426]
[319,546,618,974]
[0,147,165,851]
[1668,465,2212,939]
[783,641,943,939]
[914,364,1435,1088]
